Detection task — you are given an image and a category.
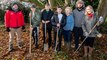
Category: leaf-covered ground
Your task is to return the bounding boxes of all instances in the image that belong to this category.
[0,23,107,60]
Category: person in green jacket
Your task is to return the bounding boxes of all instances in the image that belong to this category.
[29,4,41,48]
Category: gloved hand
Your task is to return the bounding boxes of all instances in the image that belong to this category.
[6,27,10,32]
[85,32,89,37]
[97,33,102,38]
[97,16,104,26]
[22,26,25,30]
[99,16,104,23]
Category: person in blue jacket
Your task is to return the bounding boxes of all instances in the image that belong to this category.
[63,7,74,51]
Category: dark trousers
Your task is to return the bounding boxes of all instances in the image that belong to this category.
[43,26,52,48]
[73,27,84,49]
[63,30,72,48]
[32,27,39,47]
[54,29,63,51]
[63,30,72,42]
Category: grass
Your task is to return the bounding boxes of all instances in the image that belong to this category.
[0,21,4,27]
[0,47,2,53]
[54,51,69,60]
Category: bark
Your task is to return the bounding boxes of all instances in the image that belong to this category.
[97,0,107,20]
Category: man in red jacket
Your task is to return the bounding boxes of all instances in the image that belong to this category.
[4,2,25,52]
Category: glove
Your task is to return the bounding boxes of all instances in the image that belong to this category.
[97,16,104,26]
[6,27,10,32]
[22,26,25,30]
[97,33,102,38]
[85,32,89,37]
[99,16,104,23]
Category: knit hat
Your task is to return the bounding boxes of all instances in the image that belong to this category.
[31,4,36,8]
[11,2,19,7]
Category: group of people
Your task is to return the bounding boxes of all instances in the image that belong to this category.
[4,0,103,59]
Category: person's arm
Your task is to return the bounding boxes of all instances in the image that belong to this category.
[82,17,90,36]
[20,11,25,30]
[41,11,45,23]
[81,16,87,33]
[46,11,54,23]
[60,14,66,28]
[49,11,54,20]
[94,14,102,35]
[94,12,104,26]
[51,14,57,26]
[29,12,31,17]
[97,16,104,25]
[4,10,11,32]
[35,12,41,26]
[4,10,10,28]
[70,15,74,31]
[21,11,25,26]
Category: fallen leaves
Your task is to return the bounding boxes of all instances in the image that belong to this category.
[0,23,107,60]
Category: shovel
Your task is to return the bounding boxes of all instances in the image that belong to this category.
[54,28,59,52]
[44,23,48,51]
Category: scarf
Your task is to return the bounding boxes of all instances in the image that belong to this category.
[87,13,93,18]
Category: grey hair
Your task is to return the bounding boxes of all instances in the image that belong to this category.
[75,0,85,8]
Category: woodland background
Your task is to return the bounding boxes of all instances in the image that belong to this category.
[0,0,107,60]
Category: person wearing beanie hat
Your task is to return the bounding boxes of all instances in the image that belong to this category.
[4,2,25,52]
[73,0,85,51]
[29,4,41,48]
[31,4,36,8]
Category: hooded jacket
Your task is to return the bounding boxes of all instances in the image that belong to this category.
[4,3,25,28]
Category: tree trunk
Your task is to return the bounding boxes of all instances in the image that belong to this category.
[48,0,54,9]
[65,0,71,6]
[97,0,107,20]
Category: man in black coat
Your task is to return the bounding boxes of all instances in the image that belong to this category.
[51,6,66,51]
[41,4,54,49]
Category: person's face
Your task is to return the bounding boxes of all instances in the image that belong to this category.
[57,8,62,14]
[31,8,36,12]
[45,5,50,10]
[65,9,71,15]
[12,4,18,10]
[86,7,92,14]
[77,3,83,8]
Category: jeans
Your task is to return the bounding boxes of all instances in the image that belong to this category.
[63,30,72,48]
[32,27,39,47]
